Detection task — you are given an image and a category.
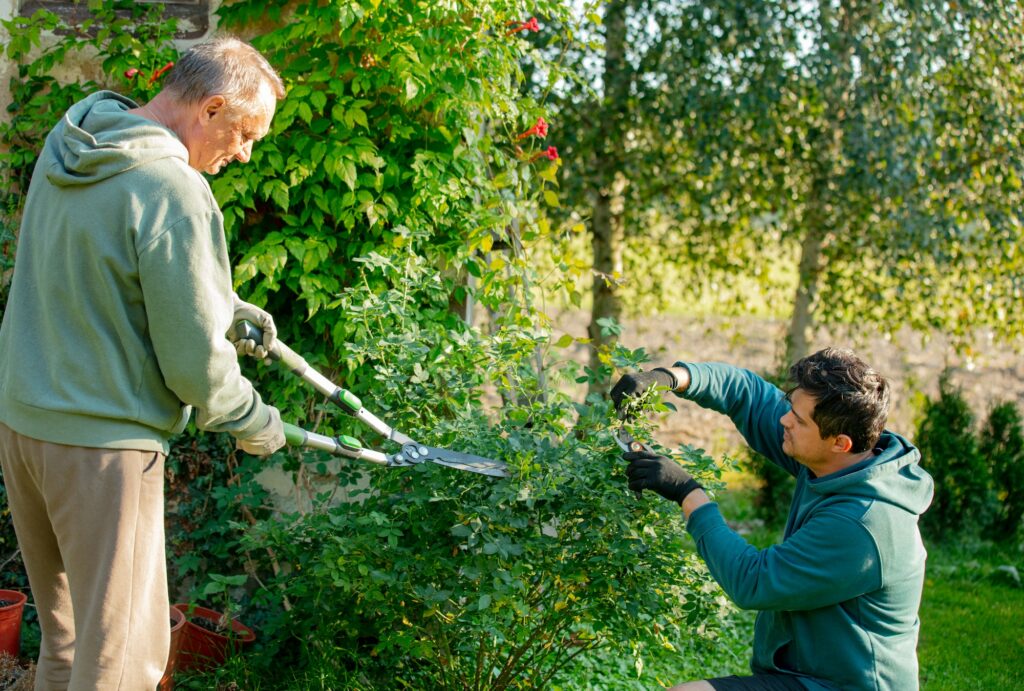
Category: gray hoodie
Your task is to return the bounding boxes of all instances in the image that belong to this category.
[0,91,272,453]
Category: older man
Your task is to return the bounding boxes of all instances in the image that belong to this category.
[0,36,286,689]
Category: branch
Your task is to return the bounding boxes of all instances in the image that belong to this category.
[0,549,21,573]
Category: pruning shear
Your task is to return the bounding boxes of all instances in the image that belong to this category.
[614,425,653,500]
[235,321,509,478]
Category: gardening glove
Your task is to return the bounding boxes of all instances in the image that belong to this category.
[623,449,703,504]
[236,405,286,456]
[229,293,277,364]
[610,368,678,417]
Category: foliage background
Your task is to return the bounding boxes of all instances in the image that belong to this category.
[0,1,738,687]
[0,0,1022,688]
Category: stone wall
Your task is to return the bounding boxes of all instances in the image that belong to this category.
[0,0,219,129]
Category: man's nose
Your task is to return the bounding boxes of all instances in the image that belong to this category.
[236,141,253,163]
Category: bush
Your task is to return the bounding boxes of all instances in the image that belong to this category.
[980,401,1024,541]
[0,2,740,687]
[916,372,994,540]
[211,261,733,688]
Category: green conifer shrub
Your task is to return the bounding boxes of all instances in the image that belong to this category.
[980,401,1024,541]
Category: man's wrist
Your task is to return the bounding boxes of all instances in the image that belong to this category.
[680,488,711,518]
[655,365,691,393]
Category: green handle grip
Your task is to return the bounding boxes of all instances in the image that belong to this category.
[281,421,383,463]
[283,422,307,446]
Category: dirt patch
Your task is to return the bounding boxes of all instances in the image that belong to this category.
[0,653,33,691]
[553,311,1024,456]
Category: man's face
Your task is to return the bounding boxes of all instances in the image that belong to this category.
[188,85,276,175]
[780,388,835,465]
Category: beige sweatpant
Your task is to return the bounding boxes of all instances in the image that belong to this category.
[0,422,169,691]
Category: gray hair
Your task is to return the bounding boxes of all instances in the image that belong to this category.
[162,36,285,112]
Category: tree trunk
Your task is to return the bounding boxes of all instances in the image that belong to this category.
[588,187,625,349]
[784,0,860,366]
[587,0,629,392]
[786,220,825,364]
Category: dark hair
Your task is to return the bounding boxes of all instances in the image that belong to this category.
[788,347,890,453]
[162,36,285,110]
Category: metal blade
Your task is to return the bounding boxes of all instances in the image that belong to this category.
[421,446,509,478]
[615,427,654,454]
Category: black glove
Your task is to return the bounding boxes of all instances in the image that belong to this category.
[610,368,678,414]
[624,450,703,504]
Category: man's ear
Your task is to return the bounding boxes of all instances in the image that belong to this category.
[832,434,854,454]
[200,94,227,122]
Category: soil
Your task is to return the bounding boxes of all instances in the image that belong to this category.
[192,615,230,635]
[0,653,32,691]
[553,311,1024,457]
[0,602,14,609]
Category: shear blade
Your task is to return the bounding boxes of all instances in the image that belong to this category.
[423,446,509,478]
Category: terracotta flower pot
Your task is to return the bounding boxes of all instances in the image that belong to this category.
[158,605,187,691]
[0,590,27,658]
[173,603,255,673]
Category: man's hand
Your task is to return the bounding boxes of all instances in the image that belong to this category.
[610,368,677,415]
[230,293,277,364]
[237,406,285,456]
[623,449,703,504]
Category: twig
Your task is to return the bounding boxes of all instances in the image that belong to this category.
[0,549,20,573]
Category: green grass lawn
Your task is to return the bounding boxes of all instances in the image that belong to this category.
[919,547,1024,690]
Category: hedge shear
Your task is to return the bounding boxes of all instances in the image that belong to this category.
[235,321,508,478]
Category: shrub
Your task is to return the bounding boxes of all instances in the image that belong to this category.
[916,372,994,540]
[0,2,739,687]
[214,260,733,688]
[980,401,1024,541]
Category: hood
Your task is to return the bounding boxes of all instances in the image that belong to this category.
[810,431,934,516]
[44,91,188,187]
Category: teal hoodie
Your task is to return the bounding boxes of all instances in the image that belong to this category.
[679,362,934,691]
[0,91,273,454]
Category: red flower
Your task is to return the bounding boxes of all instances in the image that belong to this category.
[517,117,549,140]
[507,17,541,35]
[528,146,560,162]
[147,62,175,85]
[125,68,140,79]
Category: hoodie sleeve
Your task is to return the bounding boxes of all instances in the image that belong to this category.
[677,362,801,476]
[687,503,883,611]
[137,208,271,439]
